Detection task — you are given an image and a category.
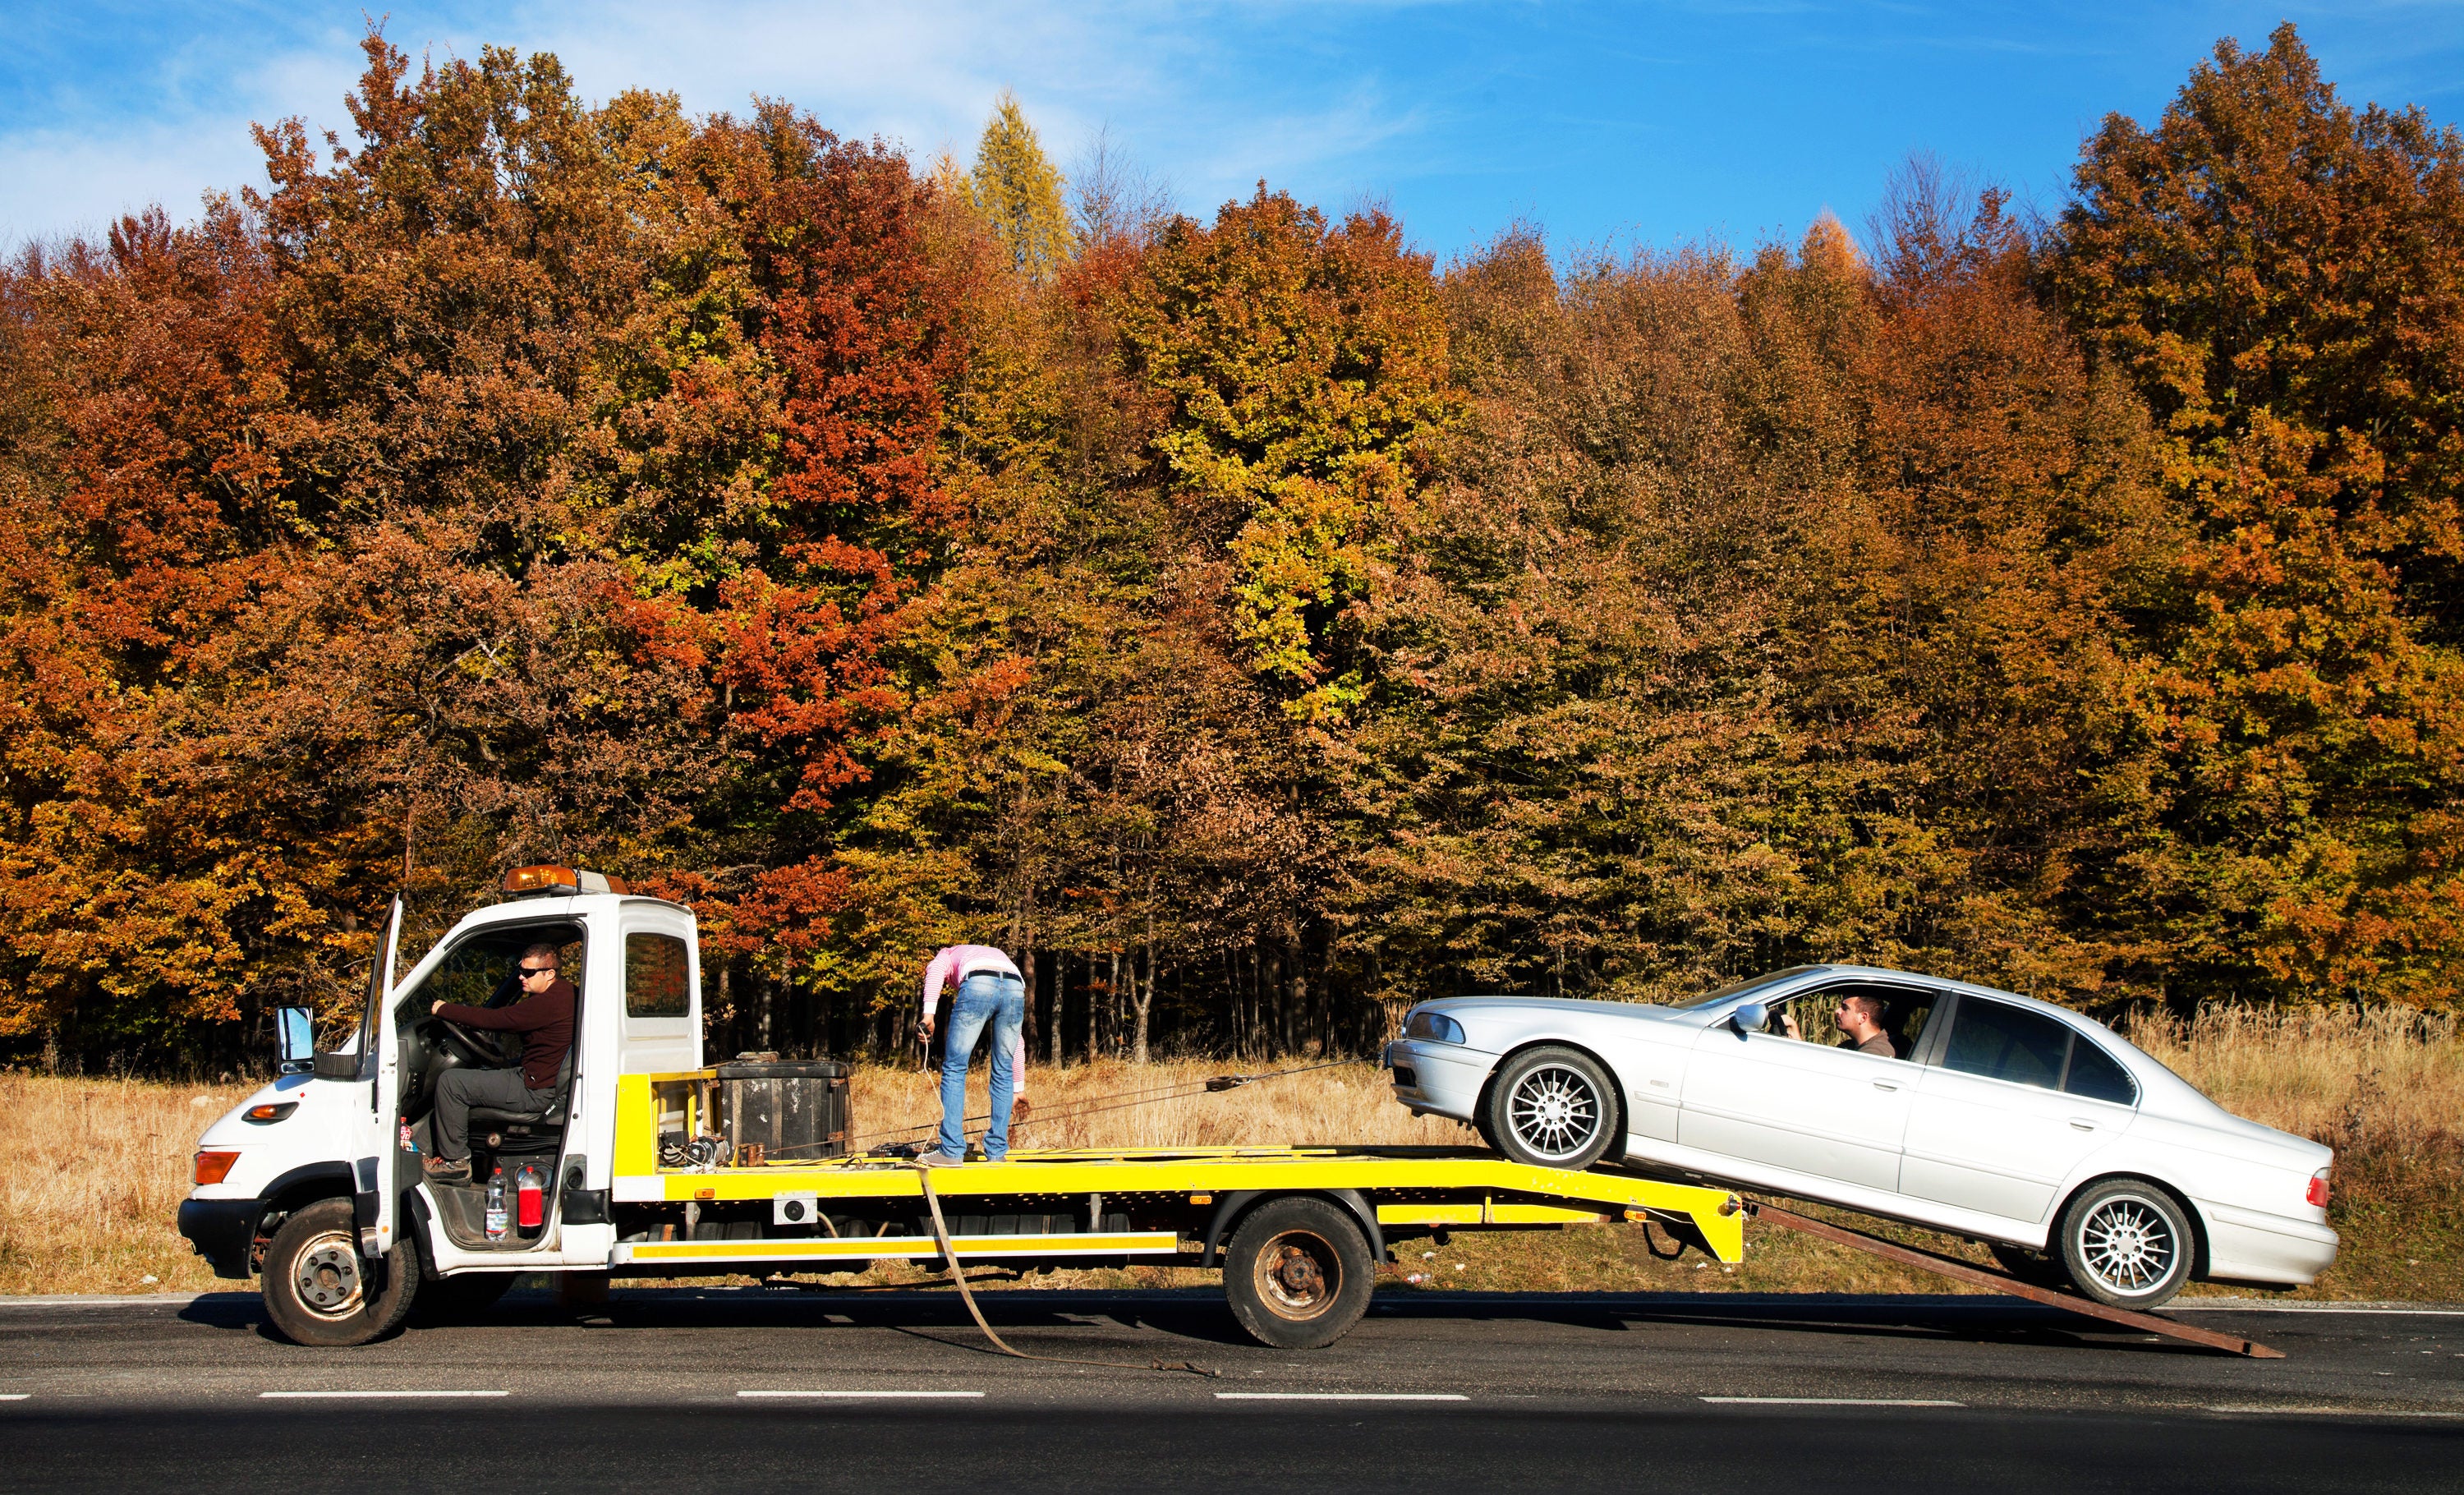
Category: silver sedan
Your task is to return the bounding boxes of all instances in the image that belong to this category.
[1383,964,2337,1309]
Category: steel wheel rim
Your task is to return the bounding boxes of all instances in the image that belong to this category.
[2077,1195,2177,1295]
[292,1230,367,1320]
[1506,1063,1603,1162]
[1254,1230,1340,1321]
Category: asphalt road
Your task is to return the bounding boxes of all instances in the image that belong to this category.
[3,1287,2458,1492]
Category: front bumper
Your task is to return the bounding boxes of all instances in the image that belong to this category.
[1383,1039,1493,1121]
[177,1196,263,1280]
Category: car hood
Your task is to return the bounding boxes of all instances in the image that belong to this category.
[1417,994,1703,1028]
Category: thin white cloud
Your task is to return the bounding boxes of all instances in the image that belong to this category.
[0,1,1446,248]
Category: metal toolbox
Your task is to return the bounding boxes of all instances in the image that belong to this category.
[713,1056,850,1162]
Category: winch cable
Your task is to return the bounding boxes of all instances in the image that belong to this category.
[914,1166,1217,1378]
[749,1058,1363,1161]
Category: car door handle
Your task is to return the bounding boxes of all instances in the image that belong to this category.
[2070,1120,2097,1131]
[1872,1080,1899,1092]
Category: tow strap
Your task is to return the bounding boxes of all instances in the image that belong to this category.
[914,1165,1216,1378]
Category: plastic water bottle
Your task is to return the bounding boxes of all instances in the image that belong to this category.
[485,1167,508,1241]
[514,1162,545,1232]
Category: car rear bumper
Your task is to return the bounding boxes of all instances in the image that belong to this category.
[177,1196,262,1280]
[2197,1200,2338,1286]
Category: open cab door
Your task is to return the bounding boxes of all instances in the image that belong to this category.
[358,895,407,1261]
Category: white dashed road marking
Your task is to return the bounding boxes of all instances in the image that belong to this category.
[1703,1397,1965,1407]
[738,1390,985,1400]
[1216,1392,1469,1401]
[260,1391,508,1399]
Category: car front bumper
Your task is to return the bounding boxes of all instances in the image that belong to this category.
[1383,1039,1494,1122]
[177,1196,262,1280]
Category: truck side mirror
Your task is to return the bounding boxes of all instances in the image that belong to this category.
[1729,1002,1768,1037]
[278,1006,315,1071]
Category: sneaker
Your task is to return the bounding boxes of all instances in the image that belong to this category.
[914,1149,964,1168]
[423,1156,472,1183]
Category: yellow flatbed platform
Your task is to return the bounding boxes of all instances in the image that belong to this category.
[607,1075,1744,1325]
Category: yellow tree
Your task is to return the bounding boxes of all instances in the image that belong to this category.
[968,91,1073,282]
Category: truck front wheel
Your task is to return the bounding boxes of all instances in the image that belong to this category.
[1221,1196,1375,1350]
[263,1198,420,1347]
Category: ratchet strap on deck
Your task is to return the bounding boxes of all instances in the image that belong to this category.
[914,1166,1216,1378]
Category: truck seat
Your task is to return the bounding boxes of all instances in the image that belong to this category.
[468,1055,571,1155]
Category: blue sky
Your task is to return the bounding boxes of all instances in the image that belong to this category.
[5,2,2462,261]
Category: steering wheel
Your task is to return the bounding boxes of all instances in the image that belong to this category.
[432,1017,503,1068]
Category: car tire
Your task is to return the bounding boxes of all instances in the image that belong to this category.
[1987,1242,2075,1292]
[262,1197,421,1347]
[2055,1178,2195,1309]
[1481,1046,1622,1171]
[1221,1196,1376,1350]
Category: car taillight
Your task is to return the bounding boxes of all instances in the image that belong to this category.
[194,1151,239,1186]
[2305,1168,2330,1208]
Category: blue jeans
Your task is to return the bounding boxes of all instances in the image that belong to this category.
[937,973,1025,1161]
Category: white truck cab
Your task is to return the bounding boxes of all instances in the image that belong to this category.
[179,866,701,1345]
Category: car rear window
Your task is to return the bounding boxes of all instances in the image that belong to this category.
[2063,1039,2138,1105]
[1942,998,2071,1091]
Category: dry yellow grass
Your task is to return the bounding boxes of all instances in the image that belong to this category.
[6,1007,2456,1299]
[0,1074,255,1295]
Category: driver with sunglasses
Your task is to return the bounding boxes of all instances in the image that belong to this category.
[421,943,575,1184]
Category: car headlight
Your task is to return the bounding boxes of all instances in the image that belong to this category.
[1405,1010,1466,1044]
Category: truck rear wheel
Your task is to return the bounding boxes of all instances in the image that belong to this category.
[263,1198,420,1347]
[1221,1196,1374,1350]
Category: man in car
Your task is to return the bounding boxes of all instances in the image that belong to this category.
[1781,991,1906,1058]
[421,943,574,1184]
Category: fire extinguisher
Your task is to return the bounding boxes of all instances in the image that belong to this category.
[515,1161,545,1232]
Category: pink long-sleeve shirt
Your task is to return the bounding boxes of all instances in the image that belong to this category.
[922,945,1027,1091]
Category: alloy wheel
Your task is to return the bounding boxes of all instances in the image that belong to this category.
[2076,1194,2177,1295]
[1506,1064,1603,1162]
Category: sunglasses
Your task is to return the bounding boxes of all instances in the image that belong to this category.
[517,964,556,979]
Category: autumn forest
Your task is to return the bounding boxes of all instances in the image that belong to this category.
[4,25,2460,1074]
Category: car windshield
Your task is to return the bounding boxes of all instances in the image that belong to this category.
[1667,966,1827,1010]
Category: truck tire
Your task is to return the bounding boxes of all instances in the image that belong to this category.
[262,1197,420,1347]
[410,1270,516,1327]
[2054,1178,2195,1309]
[1480,1045,1621,1170]
[1221,1196,1375,1350]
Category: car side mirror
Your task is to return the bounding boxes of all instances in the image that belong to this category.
[1729,1002,1768,1036]
[277,1006,314,1071]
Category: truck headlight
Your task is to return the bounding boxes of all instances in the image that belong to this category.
[194,1150,239,1186]
[1405,1010,1466,1045]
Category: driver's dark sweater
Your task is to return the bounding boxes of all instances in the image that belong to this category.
[436,978,574,1090]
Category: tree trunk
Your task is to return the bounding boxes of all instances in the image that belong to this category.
[1093,950,1109,1063]
[1050,950,1065,1066]
[1019,924,1037,1074]
[1132,918,1155,1065]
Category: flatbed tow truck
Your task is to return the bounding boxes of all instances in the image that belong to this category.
[179,867,2277,1359]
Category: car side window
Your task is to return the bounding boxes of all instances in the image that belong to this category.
[1782,982,1930,1059]
[1941,997,2072,1091]
[2063,1039,2138,1106]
